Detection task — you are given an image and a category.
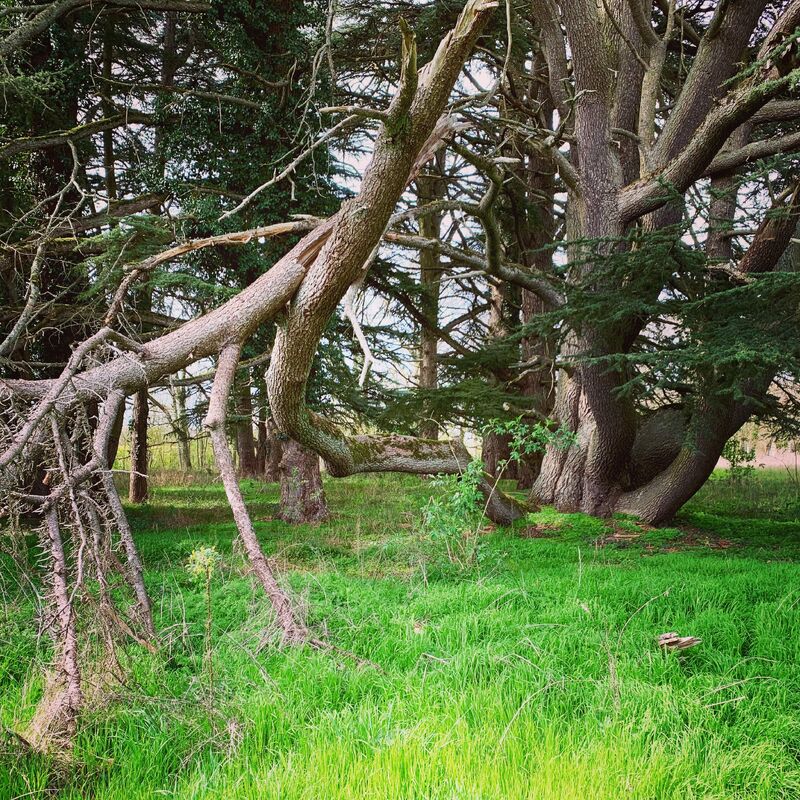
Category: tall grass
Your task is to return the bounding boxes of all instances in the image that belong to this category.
[2,473,799,799]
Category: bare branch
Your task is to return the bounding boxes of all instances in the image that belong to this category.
[205,343,309,644]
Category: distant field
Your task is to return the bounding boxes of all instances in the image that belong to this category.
[2,470,800,799]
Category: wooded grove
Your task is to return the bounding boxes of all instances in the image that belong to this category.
[1,0,800,784]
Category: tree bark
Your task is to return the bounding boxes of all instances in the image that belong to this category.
[27,508,83,747]
[128,388,149,503]
[482,431,515,481]
[205,345,309,644]
[278,438,329,523]
[235,375,258,477]
[169,375,192,472]
[481,284,517,481]
[265,418,282,482]
[516,290,554,488]
[254,374,268,476]
[416,152,446,439]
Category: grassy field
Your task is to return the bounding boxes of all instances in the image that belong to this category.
[2,470,800,799]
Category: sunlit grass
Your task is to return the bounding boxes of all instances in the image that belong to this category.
[2,471,800,798]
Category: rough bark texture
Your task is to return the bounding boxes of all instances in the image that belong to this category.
[524,0,800,522]
[482,432,515,481]
[0,2,516,747]
[265,1,525,525]
[128,388,149,503]
[278,438,329,523]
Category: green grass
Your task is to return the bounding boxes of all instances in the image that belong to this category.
[2,471,800,799]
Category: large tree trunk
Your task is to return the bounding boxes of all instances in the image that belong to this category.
[278,438,329,523]
[532,354,639,517]
[128,389,149,503]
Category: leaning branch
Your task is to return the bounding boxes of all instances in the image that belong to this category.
[204,344,309,644]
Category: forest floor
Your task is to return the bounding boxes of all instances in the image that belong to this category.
[2,469,800,799]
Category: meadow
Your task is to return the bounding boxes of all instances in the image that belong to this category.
[2,469,800,799]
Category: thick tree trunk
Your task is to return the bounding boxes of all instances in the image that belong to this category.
[532,382,759,524]
[278,438,329,523]
[532,364,621,516]
[128,389,149,503]
[235,377,258,477]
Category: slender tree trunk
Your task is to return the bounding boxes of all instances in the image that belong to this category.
[265,418,282,482]
[235,376,258,477]
[512,72,557,486]
[254,375,268,475]
[105,397,125,473]
[101,18,118,205]
[416,152,446,439]
[128,389,149,503]
[516,291,555,488]
[170,376,192,472]
[28,508,82,746]
[278,438,329,523]
[205,345,309,643]
[482,284,517,480]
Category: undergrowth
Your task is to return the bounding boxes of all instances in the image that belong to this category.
[1,471,799,799]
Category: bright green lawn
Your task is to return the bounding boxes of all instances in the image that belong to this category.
[2,471,800,799]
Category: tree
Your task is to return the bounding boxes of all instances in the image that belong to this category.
[519,0,800,522]
[3,0,800,749]
[0,0,508,745]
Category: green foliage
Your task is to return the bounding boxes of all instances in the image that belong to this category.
[420,458,485,568]
[186,545,223,582]
[186,545,223,704]
[418,420,576,569]
[721,437,757,483]
[483,416,578,470]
